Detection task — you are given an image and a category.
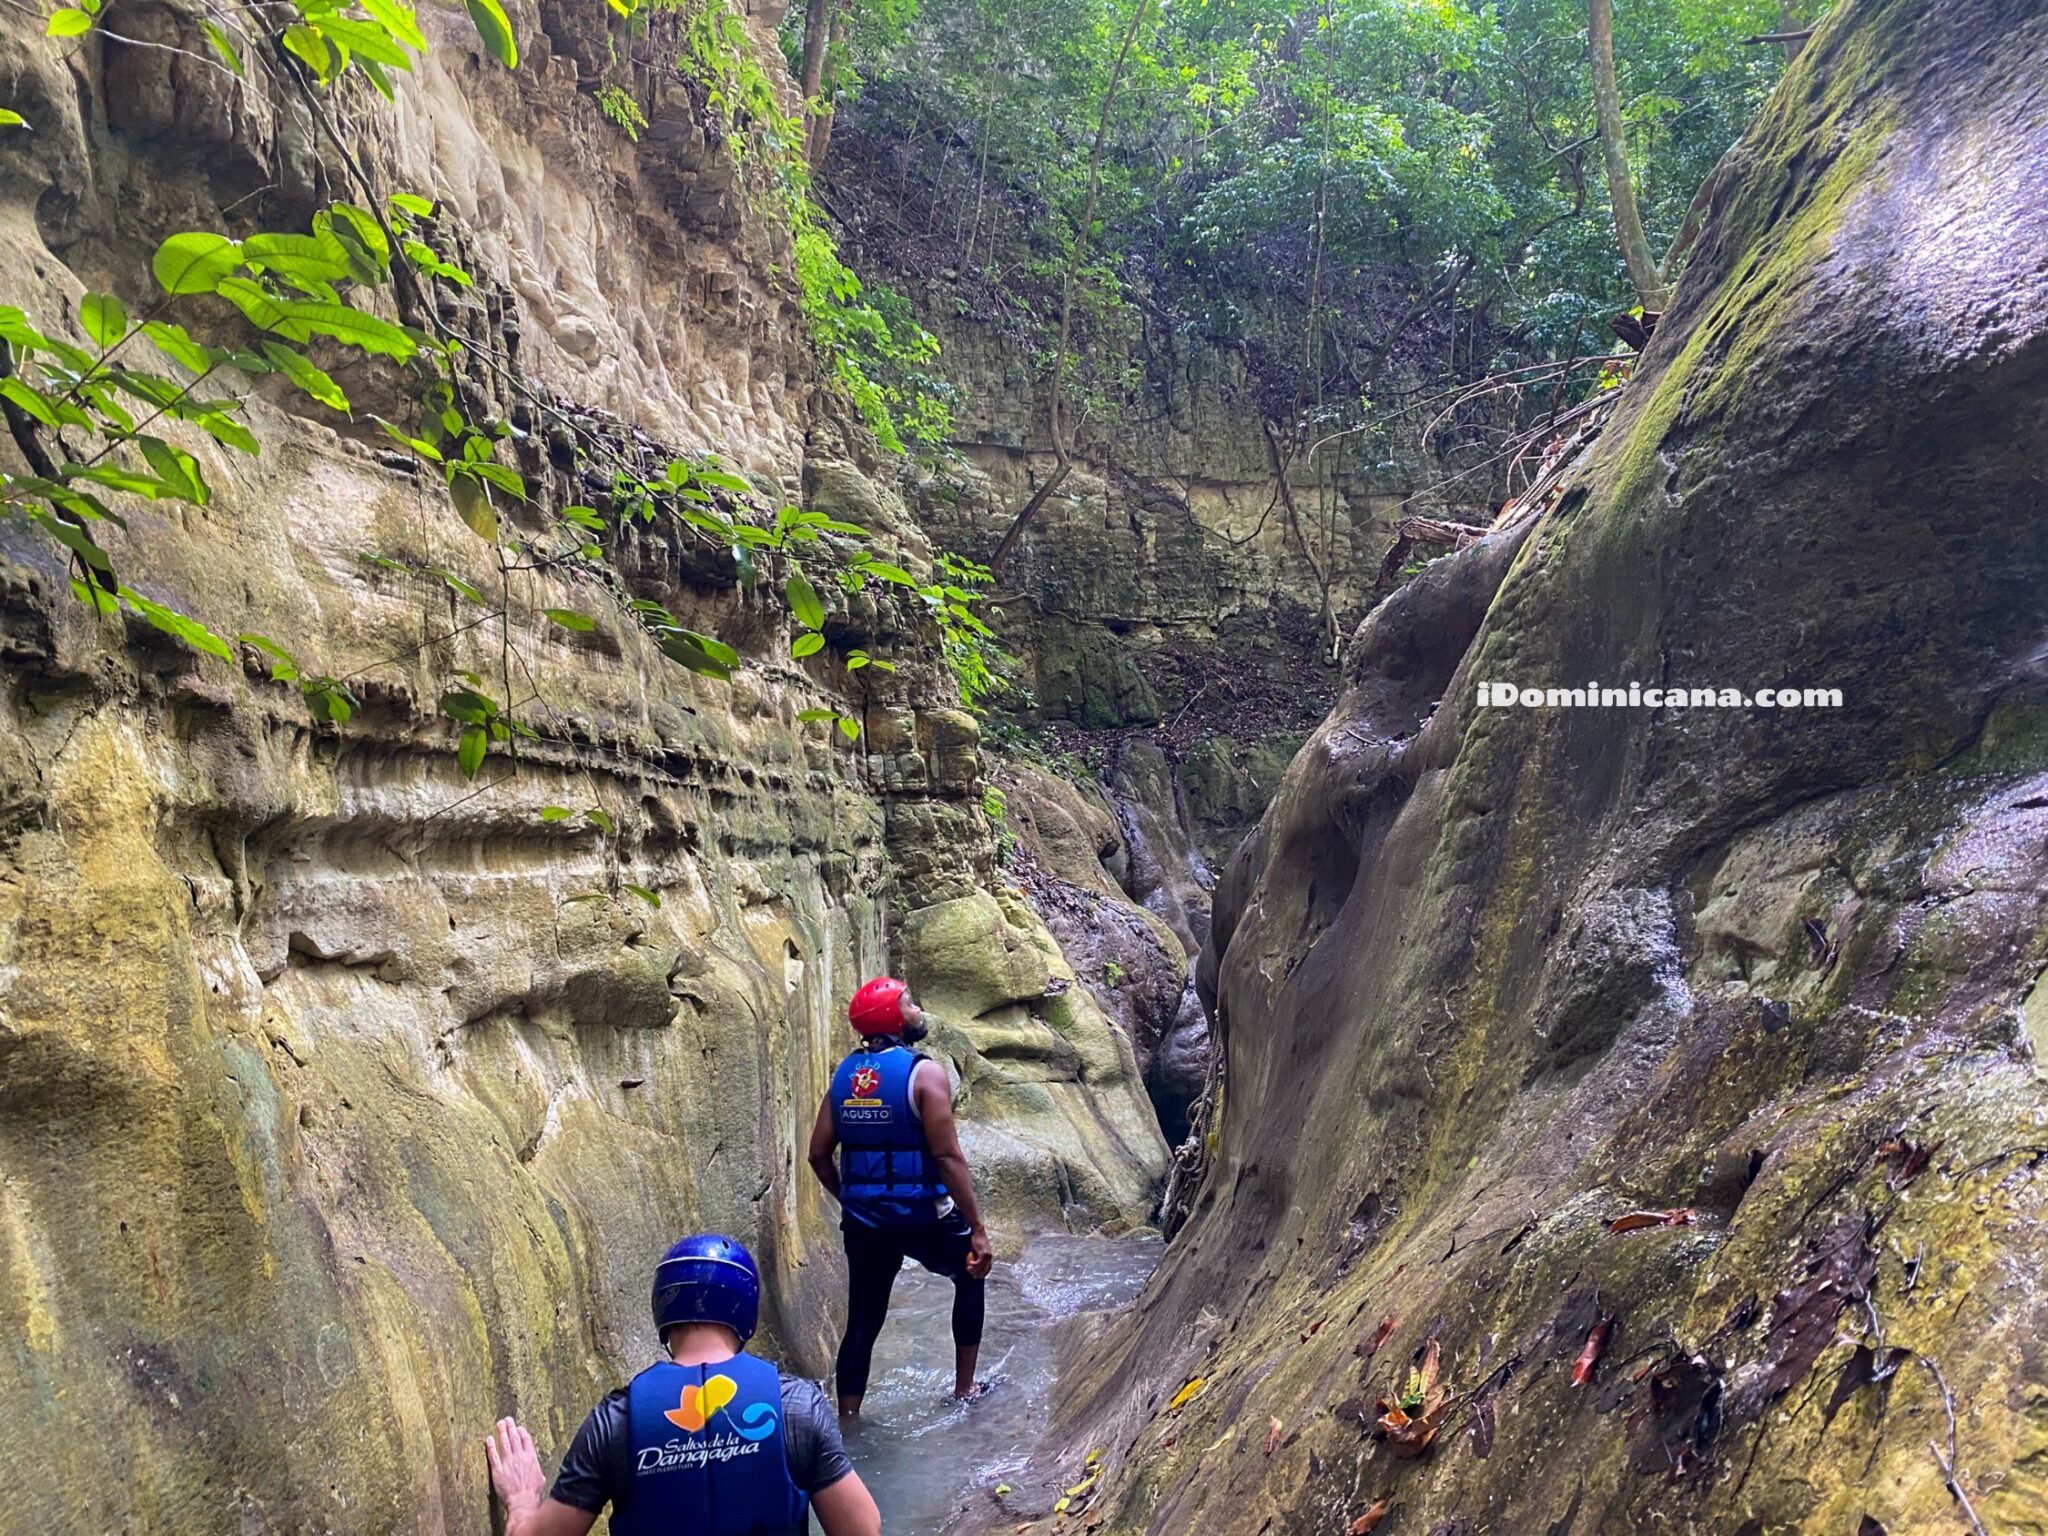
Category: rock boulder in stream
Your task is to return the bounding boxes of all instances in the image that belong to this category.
[1039,4,2048,1532]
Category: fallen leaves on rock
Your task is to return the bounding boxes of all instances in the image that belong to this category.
[1363,1313,1401,1355]
[1376,1339,1454,1458]
[1607,1208,1695,1234]
[1877,1137,1940,1190]
[1572,1316,1614,1387]
[1764,1214,1877,1398]
[1347,1496,1392,1534]
[1166,1377,1204,1412]
[1263,1417,1283,1456]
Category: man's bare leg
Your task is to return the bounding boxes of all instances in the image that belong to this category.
[838,1394,862,1419]
[954,1345,980,1399]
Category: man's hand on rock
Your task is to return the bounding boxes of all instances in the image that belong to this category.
[486,1417,548,1519]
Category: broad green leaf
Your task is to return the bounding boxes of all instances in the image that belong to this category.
[697,469,752,494]
[260,341,349,412]
[324,205,391,277]
[466,459,524,497]
[622,883,661,908]
[539,806,575,823]
[70,575,119,614]
[281,301,418,361]
[584,808,615,835]
[439,688,494,725]
[72,462,173,498]
[138,437,207,504]
[861,560,918,587]
[199,19,243,75]
[658,630,734,680]
[359,56,396,101]
[374,416,442,461]
[790,631,825,658]
[191,410,259,455]
[305,681,354,724]
[120,586,233,660]
[142,321,215,375]
[79,292,126,349]
[236,632,300,680]
[785,571,825,630]
[456,723,487,779]
[214,276,305,339]
[795,707,836,723]
[315,16,415,69]
[242,231,354,284]
[544,608,596,632]
[463,0,518,68]
[836,716,861,742]
[30,510,112,571]
[46,8,92,36]
[0,377,60,428]
[431,567,485,604]
[390,192,437,219]
[280,24,334,78]
[561,504,604,531]
[450,475,499,541]
[0,110,28,129]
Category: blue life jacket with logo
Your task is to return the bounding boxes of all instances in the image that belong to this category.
[830,1042,946,1229]
[612,1353,808,1536]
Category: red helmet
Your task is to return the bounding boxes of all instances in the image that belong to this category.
[849,976,911,1034]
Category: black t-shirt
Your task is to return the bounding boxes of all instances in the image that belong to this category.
[551,1370,852,1516]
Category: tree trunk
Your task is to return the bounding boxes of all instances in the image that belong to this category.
[1587,0,1671,311]
[797,0,847,169]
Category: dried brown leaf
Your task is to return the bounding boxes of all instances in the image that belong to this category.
[1348,1496,1392,1535]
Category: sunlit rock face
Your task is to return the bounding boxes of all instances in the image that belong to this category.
[1022,4,2048,1534]
[0,1,1163,1529]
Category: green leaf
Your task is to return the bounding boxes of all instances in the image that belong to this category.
[46,8,92,36]
[29,510,112,571]
[242,231,354,284]
[539,805,575,823]
[622,882,661,908]
[260,341,349,412]
[374,417,443,461]
[281,23,335,78]
[466,459,524,497]
[72,462,174,498]
[305,680,355,724]
[213,276,306,339]
[191,410,259,455]
[836,716,861,742]
[657,630,734,681]
[439,687,496,726]
[861,560,918,587]
[390,192,437,219]
[138,436,208,505]
[315,16,415,70]
[450,476,499,541]
[79,292,126,348]
[795,707,836,723]
[790,631,825,658]
[544,608,597,633]
[198,19,243,75]
[0,110,28,129]
[119,586,233,660]
[236,632,300,679]
[431,567,485,604]
[584,808,615,835]
[463,0,518,68]
[785,571,825,630]
[456,723,487,779]
[561,504,604,531]
[142,321,214,375]
[697,469,752,495]
[0,377,60,428]
[282,301,419,361]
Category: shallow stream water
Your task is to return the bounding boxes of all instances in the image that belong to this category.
[837,1234,1160,1534]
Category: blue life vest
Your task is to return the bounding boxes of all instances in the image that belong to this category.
[612,1353,808,1536]
[831,1043,946,1229]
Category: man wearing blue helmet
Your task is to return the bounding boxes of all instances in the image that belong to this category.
[484,1233,881,1536]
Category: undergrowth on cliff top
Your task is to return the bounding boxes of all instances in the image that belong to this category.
[0,0,996,876]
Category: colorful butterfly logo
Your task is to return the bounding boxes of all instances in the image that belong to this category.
[664,1373,738,1433]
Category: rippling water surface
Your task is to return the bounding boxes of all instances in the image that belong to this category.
[837,1234,1160,1534]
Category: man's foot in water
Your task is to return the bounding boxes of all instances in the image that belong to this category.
[953,1375,1003,1402]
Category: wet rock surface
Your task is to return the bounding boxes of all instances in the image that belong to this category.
[1022,4,2048,1533]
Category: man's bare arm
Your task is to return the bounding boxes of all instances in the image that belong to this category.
[812,1470,884,1536]
[486,1421,598,1536]
[807,1093,840,1199]
[912,1062,993,1278]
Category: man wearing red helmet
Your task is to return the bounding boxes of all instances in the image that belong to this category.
[807,975,994,1417]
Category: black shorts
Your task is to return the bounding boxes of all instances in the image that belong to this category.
[841,1210,975,1278]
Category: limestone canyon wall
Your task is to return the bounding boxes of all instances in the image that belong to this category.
[1027,3,2048,1533]
[0,2,1163,1529]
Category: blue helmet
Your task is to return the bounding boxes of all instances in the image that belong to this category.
[651,1233,761,1344]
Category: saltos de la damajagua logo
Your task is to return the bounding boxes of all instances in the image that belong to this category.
[850,1065,881,1099]
[638,1374,779,1474]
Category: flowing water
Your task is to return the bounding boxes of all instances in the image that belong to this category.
[838,1234,1161,1533]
